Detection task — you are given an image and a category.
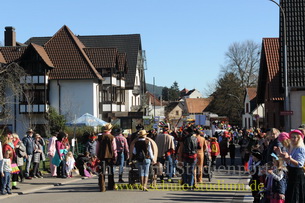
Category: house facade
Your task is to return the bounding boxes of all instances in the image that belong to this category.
[242,87,264,129]
[0,25,146,136]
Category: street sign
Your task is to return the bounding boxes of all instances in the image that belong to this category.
[280,111,293,115]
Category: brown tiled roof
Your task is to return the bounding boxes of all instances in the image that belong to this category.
[118,52,128,73]
[0,47,26,63]
[26,34,141,89]
[44,25,102,80]
[246,87,257,101]
[83,48,117,69]
[31,43,54,68]
[0,52,6,63]
[257,38,283,103]
[185,98,212,114]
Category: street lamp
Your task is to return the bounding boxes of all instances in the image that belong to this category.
[269,0,290,131]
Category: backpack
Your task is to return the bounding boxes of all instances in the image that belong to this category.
[183,136,197,154]
[135,139,149,162]
[211,142,218,153]
[136,150,146,162]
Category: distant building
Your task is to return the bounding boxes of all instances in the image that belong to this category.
[242,87,264,129]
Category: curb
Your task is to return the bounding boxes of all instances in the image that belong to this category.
[0,177,85,200]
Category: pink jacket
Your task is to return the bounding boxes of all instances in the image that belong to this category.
[48,136,57,157]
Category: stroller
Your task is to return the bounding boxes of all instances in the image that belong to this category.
[128,161,156,186]
[202,150,213,182]
[128,160,140,185]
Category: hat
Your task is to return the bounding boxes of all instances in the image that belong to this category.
[112,128,122,134]
[103,123,113,132]
[136,124,144,130]
[27,129,34,133]
[289,129,304,139]
[278,132,289,142]
[138,130,148,137]
[251,150,262,160]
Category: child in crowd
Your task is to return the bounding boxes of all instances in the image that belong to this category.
[87,155,99,175]
[210,137,220,166]
[249,150,262,203]
[267,153,287,203]
[76,152,90,176]
[66,151,76,178]
[0,150,12,195]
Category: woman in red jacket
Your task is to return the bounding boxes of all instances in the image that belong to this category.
[210,137,220,166]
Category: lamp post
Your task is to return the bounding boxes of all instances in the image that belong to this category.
[269,0,290,131]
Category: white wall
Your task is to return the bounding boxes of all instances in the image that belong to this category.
[290,91,305,129]
[188,89,203,98]
[49,79,98,121]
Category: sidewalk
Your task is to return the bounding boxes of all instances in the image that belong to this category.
[0,174,86,200]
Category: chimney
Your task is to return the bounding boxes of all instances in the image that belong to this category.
[4,26,16,46]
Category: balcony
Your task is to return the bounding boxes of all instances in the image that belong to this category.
[20,75,48,85]
[103,76,117,86]
[103,103,118,112]
[19,104,49,113]
[116,79,125,88]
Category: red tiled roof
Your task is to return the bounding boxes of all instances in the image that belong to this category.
[263,38,282,100]
[146,91,162,106]
[31,43,54,68]
[246,87,257,101]
[83,48,117,69]
[44,25,102,80]
[0,47,26,63]
[185,98,212,114]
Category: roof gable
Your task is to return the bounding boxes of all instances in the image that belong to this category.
[0,47,26,63]
[44,25,102,80]
[0,52,6,63]
[25,33,141,88]
[257,38,283,103]
[246,87,257,101]
[185,98,212,114]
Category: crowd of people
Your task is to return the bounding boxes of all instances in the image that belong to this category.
[0,123,304,203]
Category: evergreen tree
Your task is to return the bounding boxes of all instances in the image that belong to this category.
[168,81,180,101]
[46,107,66,133]
[206,72,243,126]
[162,86,169,101]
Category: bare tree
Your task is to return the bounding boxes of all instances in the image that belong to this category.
[0,62,32,134]
[221,40,261,88]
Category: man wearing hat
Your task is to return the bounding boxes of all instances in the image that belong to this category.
[129,124,144,145]
[112,128,129,183]
[155,126,175,183]
[22,129,35,179]
[96,123,117,192]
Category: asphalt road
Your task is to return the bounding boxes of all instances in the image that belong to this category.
[0,167,253,203]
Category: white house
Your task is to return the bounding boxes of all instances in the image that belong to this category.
[0,25,146,136]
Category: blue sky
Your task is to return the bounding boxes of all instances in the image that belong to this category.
[1,0,279,96]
